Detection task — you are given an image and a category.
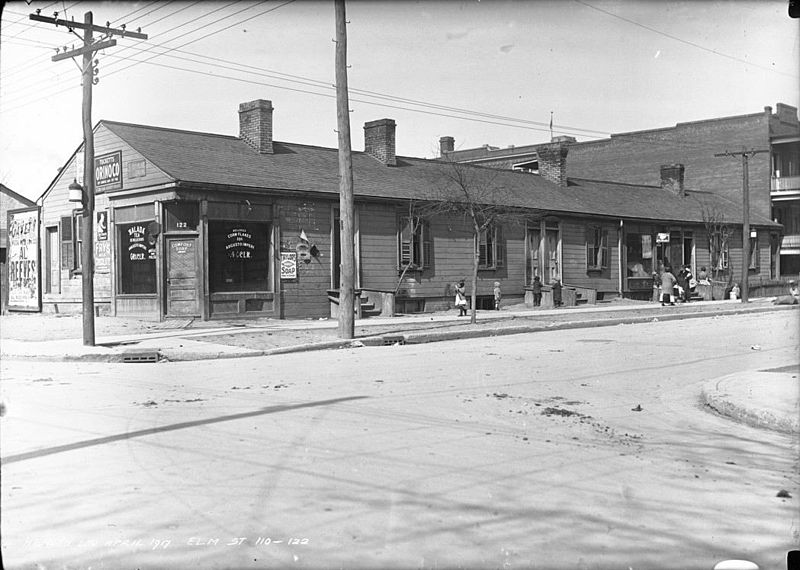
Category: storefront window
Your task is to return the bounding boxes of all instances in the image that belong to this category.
[626,233,653,277]
[209,221,270,292]
[118,222,156,294]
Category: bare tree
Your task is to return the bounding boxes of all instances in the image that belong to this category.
[421,159,528,324]
[700,202,732,285]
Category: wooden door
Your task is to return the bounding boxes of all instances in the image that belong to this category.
[165,237,199,317]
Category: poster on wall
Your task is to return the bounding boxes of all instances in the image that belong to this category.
[95,241,111,273]
[7,207,41,312]
[280,251,297,279]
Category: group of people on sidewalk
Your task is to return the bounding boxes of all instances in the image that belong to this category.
[657,264,699,306]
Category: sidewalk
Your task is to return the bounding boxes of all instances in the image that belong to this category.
[2,298,797,433]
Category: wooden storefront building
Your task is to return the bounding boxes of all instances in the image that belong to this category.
[36,99,779,321]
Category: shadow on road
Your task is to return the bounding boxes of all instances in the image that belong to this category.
[2,395,368,465]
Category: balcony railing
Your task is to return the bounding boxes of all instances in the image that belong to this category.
[771,175,800,192]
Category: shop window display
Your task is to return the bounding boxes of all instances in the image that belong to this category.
[209,221,270,293]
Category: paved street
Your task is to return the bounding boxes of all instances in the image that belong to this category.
[1,310,798,569]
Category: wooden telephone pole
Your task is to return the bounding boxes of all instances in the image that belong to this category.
[31,10,146,346]
[715,147,769,303]
[334,0,355,339]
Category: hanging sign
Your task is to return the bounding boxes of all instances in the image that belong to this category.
[280,251,297,279]
[226,227,255,260]
[94,151,122,191]
[7,207,41,311]
[656,232,670,243]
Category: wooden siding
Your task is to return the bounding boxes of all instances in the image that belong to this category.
[561,219,620,293]
[278,197,334,318]
[360,201,528,305]
[40,124,174,311]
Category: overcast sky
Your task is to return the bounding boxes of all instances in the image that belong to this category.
[1,0,798,201]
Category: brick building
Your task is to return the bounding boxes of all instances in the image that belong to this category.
[443,103,800,279]
[33,99,777,321]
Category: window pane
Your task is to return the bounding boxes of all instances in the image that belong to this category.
[209,221,270,292]
[118,222,156,294]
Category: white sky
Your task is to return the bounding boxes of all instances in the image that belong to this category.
[1,0,798,201]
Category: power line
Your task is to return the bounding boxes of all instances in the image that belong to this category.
[573,0,798,79]
[2,2,786,157]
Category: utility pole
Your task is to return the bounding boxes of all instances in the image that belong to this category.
[334,0,355,339]
[715,147,769,303]
[31,10,146,346]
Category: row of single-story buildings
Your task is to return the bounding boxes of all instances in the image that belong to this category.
[6,98,780,320]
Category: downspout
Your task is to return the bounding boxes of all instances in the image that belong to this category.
[618,219,624,297]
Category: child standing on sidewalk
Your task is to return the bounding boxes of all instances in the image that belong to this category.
[493,281,502,310]
[532,276,542,307]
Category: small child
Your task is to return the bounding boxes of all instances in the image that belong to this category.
[532,276,542,307]
[493,281,501,310]
[552,279,563,307]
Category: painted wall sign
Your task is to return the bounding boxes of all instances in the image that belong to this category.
[94,151,122,190]
[7,207,40,311]
[280,251,297,279]
[226,227,255,260]
[127,159,146,179]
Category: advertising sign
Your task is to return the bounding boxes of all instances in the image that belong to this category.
[280,251,297,279]
[95,241,111,273]
[226,227,255,260]
[96,210,108,241]
[94,151,122,191]
[656,232,670,244]
[7,207,41,311]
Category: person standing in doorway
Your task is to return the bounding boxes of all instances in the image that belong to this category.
[660,266,677,306]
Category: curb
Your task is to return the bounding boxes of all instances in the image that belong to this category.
[2,303,792,363]
[700,387,800,435]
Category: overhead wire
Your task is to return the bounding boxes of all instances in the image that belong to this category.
[0,1,207,95]
[1,1,792,155]
[573,0,799,79]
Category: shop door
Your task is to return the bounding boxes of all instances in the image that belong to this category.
[526,228,541,284]
[545,226,560,282]
[46,226,60,294]
[165,237,200,317]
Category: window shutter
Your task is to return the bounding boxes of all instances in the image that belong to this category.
[478,232,488,267]
[399,217,411,267]
[422,221,432,268]
[496,226,505,268]
[60,216,74,270]
[601,230,609,269]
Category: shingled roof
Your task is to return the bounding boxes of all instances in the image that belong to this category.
[102,120,778,228]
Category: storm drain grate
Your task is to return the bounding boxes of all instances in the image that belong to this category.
[121,349,160,363]
[382,335,406,346]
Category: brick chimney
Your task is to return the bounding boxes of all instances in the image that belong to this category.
[536,142,569,187]
[660,164,685,196]
[239,99,274,154]
[439,136,454,156]
[364,119,396,166]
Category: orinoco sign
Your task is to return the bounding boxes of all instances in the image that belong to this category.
[94,151,123,190]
